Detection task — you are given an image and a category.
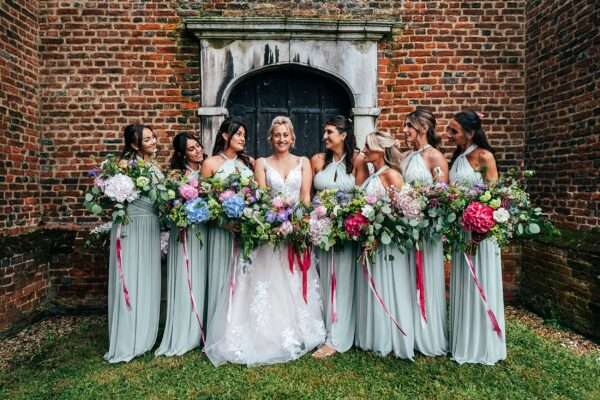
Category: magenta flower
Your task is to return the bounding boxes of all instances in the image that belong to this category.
[462,201,496,234]
[344,212,368,239]
[179,184,199,201]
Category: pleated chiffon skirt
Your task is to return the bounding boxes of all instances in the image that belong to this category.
[316,243,356,353]
[105,197,161,363]
[355,245,415,360]
[155,224,208,357]
[408,238,448,356]
[450,237,506,365]
[205,227,235,328]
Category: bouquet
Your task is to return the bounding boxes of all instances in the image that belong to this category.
[460,169,557,253]
[388,184,427,253]
[308,189,356,251]
[159,170,211,230]
[84,154,170,225]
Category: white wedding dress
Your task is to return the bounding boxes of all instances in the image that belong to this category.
[204,159,325,366]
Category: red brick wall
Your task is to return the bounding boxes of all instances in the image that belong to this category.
[525,0,599,229]
[519,0,600,339]
[0,0,42,235]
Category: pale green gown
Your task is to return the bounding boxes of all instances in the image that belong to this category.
[156,170,208,356]
[205,155,254,335]
[313,155,357,353]
[449,144,506,365]
[400,148,448,356]
[105,165,163,363]
[354,166,414,359]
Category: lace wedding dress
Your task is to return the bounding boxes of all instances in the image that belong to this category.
[204,158,325,366]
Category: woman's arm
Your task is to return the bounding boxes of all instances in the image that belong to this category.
[382,169,404,190]
[353,152,370,186]
[479,150,498,184]
[254,158,267,189]
[300,156,313,206]
[427,150,449,184]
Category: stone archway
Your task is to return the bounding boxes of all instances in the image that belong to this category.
[185,17,395,153]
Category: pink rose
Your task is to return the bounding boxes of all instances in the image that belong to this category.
[366,194,377,205]
[272,196,285,209]
[94,176,106,190]
[314,205,327,218]
[344,212,368,239]
[179,184,199,201]
[278,220,293,236]
[462,201,496,234]
[219,189,235,202]
[187,178,198,188]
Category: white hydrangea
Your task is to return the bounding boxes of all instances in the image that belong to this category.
[103,173,139,203]
[493,207,510,224]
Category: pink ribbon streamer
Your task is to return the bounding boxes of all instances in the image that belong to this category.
[415,248,427,324]
[287,244,295,274]
[361,251,407,336]
[226,239,240,323]
[330,253,337,324]
[180,229,205,344]
[463,252,503,338]
[287,244,312,304]
[115,224,132,310]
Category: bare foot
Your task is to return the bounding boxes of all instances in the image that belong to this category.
[312,344,337,359]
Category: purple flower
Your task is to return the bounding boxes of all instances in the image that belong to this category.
[336,191,351,205]
[87,169,99,178]
[276,210,290,223]
[266,211,277,224]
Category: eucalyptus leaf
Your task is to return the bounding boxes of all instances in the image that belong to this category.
[447,212,457,223]
[528,223,540,234]
[91,204,103,215]
[381,231,391,245]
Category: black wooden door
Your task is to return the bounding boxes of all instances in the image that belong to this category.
[226,67,352,158]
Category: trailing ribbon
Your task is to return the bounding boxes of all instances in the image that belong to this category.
[415,248,427,325]
[463,252,503,338]
[115,224,132,310]
[295,247,311,304]
[226,239,240,323]
[180,229,205,344]
[287,244,295,274]
[330,253,337,324]
[361,250,407,336]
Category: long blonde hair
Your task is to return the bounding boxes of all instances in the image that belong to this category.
[365,130,404,172]
[268,116,295,148]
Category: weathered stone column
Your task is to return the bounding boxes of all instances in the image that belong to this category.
[197,106,228,153]
[352,107,381,149]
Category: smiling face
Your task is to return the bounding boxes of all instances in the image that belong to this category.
[446,118,471,148]
[139,128,157,157]
[185,138,204,164]
[225,126,246,153]
[322,124,346,151]
[270,123,294,153]
[362,135,383,164]
[403,119,419,148]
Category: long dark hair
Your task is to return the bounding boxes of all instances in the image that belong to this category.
[212,117,252,169]
[405,108,440,148]
[170,132,203,171]
[120,124,154,160]
[450,110,495,167]
[323,115,355,174]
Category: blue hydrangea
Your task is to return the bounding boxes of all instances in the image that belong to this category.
[336,190,351,205]
[266,211,277,224]
[185,198,210,224]
[222,195,245,219]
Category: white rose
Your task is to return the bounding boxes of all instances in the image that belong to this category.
[493,207,510,224]
[136,176,150,188]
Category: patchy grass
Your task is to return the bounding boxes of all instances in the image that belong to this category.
[1,314,599,399]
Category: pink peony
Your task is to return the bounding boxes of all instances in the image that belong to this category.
[187,178,198,188]
[219,189,235,202]
[344,212,369,239]
[462,201,496,234]
[314,205,327,218]
[179,184,199,201]
[272,196,285,209]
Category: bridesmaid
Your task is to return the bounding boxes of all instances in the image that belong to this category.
[400,109,449,356]
[311,116,367,358]
[105,124,163,363]
[446,110,506,365]
[201,118,254,332]
[355,131,415,360]
[156,133,207,357]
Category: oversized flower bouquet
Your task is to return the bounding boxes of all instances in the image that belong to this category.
[387,184,428,253]
[204,172,262,227]
[84,154,169,225]
[459,169,556,253]
[308,189,356,251]
[159,170,211,230]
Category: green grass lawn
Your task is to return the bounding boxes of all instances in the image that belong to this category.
[1,315,599,399]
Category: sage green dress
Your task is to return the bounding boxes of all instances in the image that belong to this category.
[449,144,506,365]
[205,155,254,333]
[354,166,415,359]
[156,170,208,356]
[313,155,357,353]
[105,166,163,363]
[401,148,448,356]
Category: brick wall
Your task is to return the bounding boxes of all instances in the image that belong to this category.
[0,0,42,235]
[520,0,600,338]
[525,0,599,229]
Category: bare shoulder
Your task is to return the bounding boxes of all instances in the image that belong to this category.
[382,168,404,187]
[352,150,366,164]
[426,147,448,164]
[477,148,496,164]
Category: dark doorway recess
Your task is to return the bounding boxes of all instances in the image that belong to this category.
[226,65,353,158]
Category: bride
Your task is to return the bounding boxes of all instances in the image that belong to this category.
[204,116,325,366]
